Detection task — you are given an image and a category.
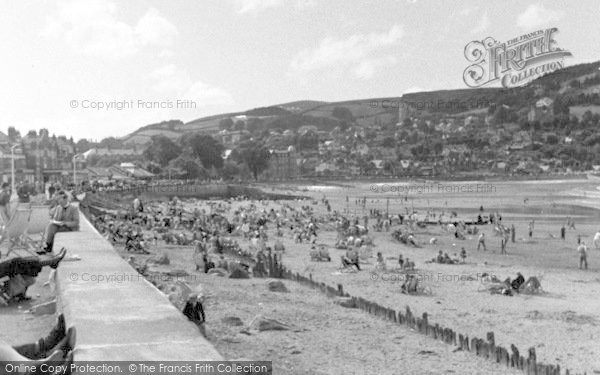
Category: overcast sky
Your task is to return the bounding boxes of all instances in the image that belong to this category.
[1,0,598,141]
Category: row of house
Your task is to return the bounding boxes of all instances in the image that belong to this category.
[0,129,151,187]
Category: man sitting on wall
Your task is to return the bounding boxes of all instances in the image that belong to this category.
[0,182,11,222]
[38,191,79,254]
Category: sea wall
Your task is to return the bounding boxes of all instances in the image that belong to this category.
[89,184,304,208]
[53,210,222,361]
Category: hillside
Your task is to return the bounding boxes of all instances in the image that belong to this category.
[120,61,600,147]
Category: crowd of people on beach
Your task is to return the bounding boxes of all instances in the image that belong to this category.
[2,179,599,369]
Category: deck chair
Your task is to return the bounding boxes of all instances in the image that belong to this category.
[23,205,50,250]
[358,245,373,262]
[310,246,331,261]
[0,208,33,257]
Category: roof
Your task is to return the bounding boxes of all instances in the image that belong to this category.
[110,164,154,178]
[0,131,8,144]
[85,167,112,177]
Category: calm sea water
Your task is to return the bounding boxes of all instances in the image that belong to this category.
[287,179,600,223]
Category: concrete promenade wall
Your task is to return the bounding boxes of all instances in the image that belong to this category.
[54,210,222,361]
[96,184,304,203]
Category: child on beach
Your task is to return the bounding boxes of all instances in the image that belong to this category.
[477,233,487,251]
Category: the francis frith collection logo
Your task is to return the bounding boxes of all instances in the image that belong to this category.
[463,27,572,88]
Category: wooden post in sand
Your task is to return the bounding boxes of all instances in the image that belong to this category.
[463,335,470,352]
[487,331,495,362]
[422,313,429,335]
[527,347,537,375]
[510,344,520,368]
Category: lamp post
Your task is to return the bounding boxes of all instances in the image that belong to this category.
[10,144,20,200]
[72,153,84,187]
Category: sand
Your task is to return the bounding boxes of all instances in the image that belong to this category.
[183,178,600,374]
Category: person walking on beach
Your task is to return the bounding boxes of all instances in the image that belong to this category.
[528,220,534,238]
[561,225,566,240]
[477,233,487,251]
[577,241,588,270]
[593,230,600,249]
[511,224,515,243]
[501,235,507,255]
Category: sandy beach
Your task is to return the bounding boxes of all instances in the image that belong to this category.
[181,178,600,374]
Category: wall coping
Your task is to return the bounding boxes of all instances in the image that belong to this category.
[54,210,223,361]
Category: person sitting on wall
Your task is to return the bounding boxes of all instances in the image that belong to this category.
[182,294,206,337]
[0,182,10,222]
[38,190,79,254]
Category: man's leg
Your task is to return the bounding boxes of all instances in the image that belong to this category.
[13,315,69,359]
[42,223,60,252]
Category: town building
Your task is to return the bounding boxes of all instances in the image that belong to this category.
[265,146,298,180]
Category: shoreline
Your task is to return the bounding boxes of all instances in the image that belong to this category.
[256,173,590,190]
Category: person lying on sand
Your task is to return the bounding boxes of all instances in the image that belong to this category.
[341,248,360,271]
[401,274,419,294]
[510,272,525,291]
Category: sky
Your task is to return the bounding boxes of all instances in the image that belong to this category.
[1,0,599,141]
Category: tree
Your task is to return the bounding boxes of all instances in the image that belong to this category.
[546,134,560,145]
[143,135,181,166]
[221,161,240,180]
[238,142,270,180]
[183,134,224,169]
[99,137,124,149]
[76,139,92,153]
[7,127,20,142]
[219,118,234,131]
[168,156,207,179]
[228,121,242,131]
[381,137,395,148]
[332,107,353,122]
[297,131,319,151]
[433,141,443,155]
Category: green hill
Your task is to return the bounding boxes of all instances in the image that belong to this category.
[120,60,600,146]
